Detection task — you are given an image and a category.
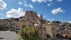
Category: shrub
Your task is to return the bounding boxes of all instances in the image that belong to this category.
[18,25,39,40]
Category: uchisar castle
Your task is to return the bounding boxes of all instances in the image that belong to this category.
[0,11,71,39]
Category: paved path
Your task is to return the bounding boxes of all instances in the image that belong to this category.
[0,31,20,40]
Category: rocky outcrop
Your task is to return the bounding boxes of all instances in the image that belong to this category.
[25,11,38,18]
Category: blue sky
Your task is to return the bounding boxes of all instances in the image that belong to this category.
[0,0,71,22]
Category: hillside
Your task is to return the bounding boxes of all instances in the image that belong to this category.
[0,11,71,40]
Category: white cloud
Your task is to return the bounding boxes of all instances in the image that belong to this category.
[0,0,7,10]
[51,7,64,14]
[31,0,47,3]
[47,4,51,6]
[6,8,25,18]
[31,0,53,7]
[18,1,33,9]
[0,18,3,19]
[57,0,62,2]
[18,2,23,5]
[31,0,53,3]
[47,0,53,7]
[24,4,33,8]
